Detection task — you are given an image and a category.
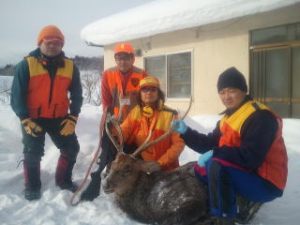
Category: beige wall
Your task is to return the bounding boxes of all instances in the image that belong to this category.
[102,3,300,116]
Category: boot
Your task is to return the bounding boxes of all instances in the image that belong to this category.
[212,218,234,225]
[55,154,78,192]
[23,161,41,201]
[235,196,262,224]
[80,144,114,201]
[80,171,101,201]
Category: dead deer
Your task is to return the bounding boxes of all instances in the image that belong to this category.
[102,99,212,225]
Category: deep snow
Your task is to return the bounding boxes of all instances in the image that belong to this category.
[0,102,300,225]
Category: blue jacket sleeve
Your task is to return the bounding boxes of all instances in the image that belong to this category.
[180,122,221,154]
[10,59,30,120]
[213,110,278,171]
[69,65,83,116]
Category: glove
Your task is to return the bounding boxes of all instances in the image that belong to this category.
[21,118,43,137]
[141,161,161,174]
[197,150,213,167]
[80,171,101,201]
[171,120,188,134]
[60,115,77,136]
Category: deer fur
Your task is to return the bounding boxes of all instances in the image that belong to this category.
[102,153,211,225]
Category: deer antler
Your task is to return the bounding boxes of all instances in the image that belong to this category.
[105,93,126,153]
[105,113,124,153]
[132,96,192,157]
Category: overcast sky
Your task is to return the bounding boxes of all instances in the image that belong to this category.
[0,0,154,67]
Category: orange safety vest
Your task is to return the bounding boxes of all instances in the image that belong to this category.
[26,56,73,119]
[102,66,146,122]
[121,105,185,171]
[219,101,288,190]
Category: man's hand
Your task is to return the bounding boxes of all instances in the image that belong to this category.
[197,150,213,167]
[21,118,43,137]
[60,115,78,136]
[141,161,161,174]
[171,120,188,134]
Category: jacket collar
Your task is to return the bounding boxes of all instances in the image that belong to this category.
[220,95,252,116]
[28,48,65,68]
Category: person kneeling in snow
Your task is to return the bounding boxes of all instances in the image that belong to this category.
[172,67,288,225]
[11,25,83,200]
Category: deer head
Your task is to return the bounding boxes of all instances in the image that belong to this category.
[102,153,137,195]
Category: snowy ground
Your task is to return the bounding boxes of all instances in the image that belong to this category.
[0,103,299,225]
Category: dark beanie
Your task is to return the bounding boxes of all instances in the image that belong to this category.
[217,67,248,92]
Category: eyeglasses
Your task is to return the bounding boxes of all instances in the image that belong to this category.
[141,86,158,93]
[43,38,63,46]
[115,54,132,61]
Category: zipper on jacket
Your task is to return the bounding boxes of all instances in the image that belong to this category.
[48,65,57,107]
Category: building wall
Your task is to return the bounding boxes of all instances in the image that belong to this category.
[103,3,300,116]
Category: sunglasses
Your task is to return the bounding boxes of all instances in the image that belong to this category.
[141,86,158,93]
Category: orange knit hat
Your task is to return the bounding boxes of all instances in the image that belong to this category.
[37,25,64,46]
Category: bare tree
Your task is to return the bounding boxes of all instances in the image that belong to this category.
[0,77,12,104]
[80,71,101,106]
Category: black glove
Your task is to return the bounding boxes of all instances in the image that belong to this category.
[80,171,101,201]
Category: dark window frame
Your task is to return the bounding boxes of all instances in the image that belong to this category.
[249,22,300,118]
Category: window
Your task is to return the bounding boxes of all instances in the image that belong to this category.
[251,22,300,46]
[144,52,191,98]
[250,22,300,118]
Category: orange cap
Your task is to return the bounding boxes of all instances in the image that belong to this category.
[37,25,64,46]
[114,42,134,55]
[139,76,160,89]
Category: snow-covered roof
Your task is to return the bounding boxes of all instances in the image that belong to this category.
[81,0,300,46]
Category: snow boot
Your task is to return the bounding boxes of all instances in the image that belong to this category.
[55,154,78,192]
[80,171,101,201]
[235,196,262,224]
[212,218,234,225]
[24,188,41,201]
[23,161,41,201]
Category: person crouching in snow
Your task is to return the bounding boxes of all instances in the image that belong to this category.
[11,25,83,200]
[172,67,288,225]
